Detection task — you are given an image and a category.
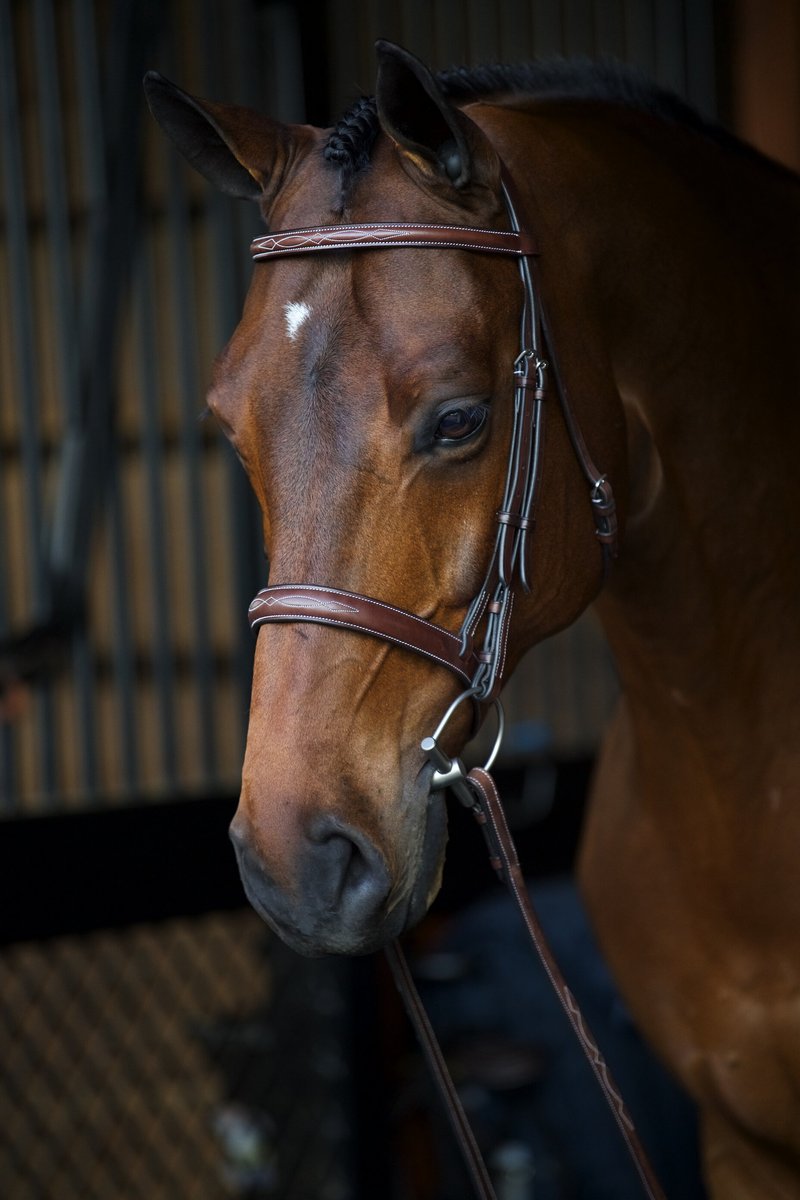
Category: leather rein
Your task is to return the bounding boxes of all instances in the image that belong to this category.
[246,182,665,1200]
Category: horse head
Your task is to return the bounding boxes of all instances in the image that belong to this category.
[146,43,626,955]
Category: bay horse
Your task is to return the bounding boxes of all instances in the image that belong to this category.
[146,42,800,1199]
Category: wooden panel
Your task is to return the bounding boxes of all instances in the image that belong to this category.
[730,0,800,170]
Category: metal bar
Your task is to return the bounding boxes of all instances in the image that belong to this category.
[31,0,90,805]
[593,0,626,58]
[684,0,717,116]
[162,12,218,784]
[432,0,468,65]
[167,232,219,784]
[0,489,13,807]
[466,0,500,61]
[0,2,47,608]
[107,461,140,793]
[0,9,14,807]
[623,0,657,73]
[263,0,308,121]
[68,0,106,797]
[497,0,532,62]
[72,0,162,797]
[132,247,179,787]
[0,0,56,802]
[400,0,435,67]
[655,0,687,94]
[100,0,170,793]
[201,3,266,741]
[61,0,162,587]
[33,0,80,429]
[563,0,595,56]
[0,590,12,809]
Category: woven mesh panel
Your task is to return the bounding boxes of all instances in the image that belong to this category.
[0,912,353,1199]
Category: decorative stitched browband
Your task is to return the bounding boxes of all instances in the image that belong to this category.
[246,188,617,703]
[250,222,538,259]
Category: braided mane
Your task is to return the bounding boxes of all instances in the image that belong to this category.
[323,59,798,196]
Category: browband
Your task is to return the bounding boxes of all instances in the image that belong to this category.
[251,222,538,260]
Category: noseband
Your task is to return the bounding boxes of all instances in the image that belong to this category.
[248,178,618,741]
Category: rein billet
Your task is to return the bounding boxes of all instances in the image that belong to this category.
[246,180,664,1200]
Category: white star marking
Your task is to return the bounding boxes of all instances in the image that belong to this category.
[284,301,312,341]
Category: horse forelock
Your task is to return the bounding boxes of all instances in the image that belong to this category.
[323,95,381,193]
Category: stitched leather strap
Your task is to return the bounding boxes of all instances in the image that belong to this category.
[385,941,498,1200]
[531,269,619,568]
[251,222,538,260]
[389,766,666,1200]
[466,767,667,1200]
[248,584,479,685]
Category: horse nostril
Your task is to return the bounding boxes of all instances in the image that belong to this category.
[307,816,391,914]
[227,808,394,950]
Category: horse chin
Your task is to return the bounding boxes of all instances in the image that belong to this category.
[403,788,449,931]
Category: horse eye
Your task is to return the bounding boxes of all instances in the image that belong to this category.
[433,404,488,444]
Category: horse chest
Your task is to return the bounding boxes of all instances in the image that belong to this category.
[583,710,800,1194]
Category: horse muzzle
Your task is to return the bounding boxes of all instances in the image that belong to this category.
[229,785,447,955]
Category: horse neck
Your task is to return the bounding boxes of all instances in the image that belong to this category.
[498,103,800,766]
[612,150,799,770]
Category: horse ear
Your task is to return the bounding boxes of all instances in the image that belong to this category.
[143,71,309,204]
[374,41,498,194]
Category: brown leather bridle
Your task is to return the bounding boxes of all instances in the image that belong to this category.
[248,183,618,708]
[245,181,665,1200]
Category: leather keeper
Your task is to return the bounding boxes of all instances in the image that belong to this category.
[497,511,533,530]
[515,379,547,399]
